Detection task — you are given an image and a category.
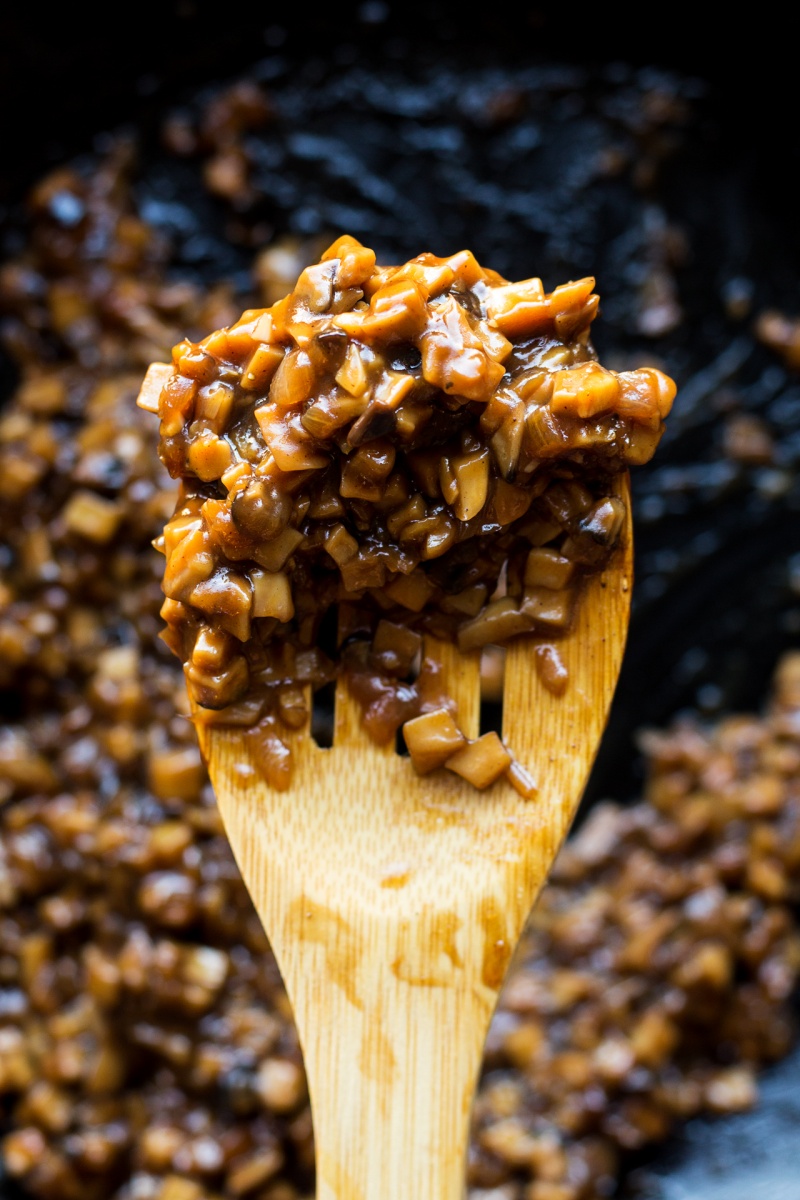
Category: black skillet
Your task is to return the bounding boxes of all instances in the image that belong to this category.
[1,5,798,1196]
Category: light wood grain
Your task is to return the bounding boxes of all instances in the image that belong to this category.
[196,475,633,1200]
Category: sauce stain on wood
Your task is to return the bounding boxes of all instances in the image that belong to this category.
[358,1020,398,1118]
[391,910,463,986]
[287,895,362,1010]
[480,896,512,991]
[380,863,412,889]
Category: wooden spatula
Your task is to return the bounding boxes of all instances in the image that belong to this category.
[190,473,632,1200]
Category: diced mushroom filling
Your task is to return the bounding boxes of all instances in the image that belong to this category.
[145,237,675,789]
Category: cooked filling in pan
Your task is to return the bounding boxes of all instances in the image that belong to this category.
[1,62,797,1200]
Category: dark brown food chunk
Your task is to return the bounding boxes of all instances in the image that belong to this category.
[146,238,675,788]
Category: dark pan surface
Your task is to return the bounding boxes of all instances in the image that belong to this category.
[1,6,799,1197]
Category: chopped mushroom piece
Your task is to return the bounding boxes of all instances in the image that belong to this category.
[445,732,512,789]
[403,708,467,773]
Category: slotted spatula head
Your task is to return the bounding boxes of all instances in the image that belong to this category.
[194,474,632,1200]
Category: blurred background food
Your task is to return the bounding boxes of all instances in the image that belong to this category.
[1,6,799,1199]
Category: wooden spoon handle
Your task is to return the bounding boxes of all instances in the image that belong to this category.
[277,905,498,1200]
[202,486,633,1199]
